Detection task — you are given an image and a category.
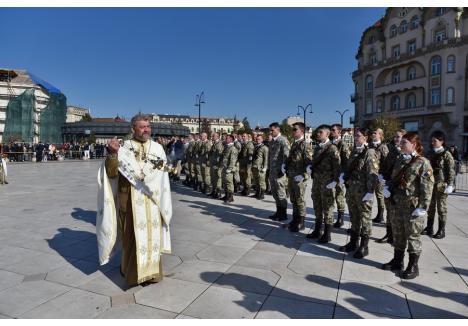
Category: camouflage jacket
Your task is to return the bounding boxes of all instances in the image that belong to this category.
[268,134,290,177]
[222,144,238,171]
[233,140,242,152]
[382,142,401,181]
[426,149,455,188]
[345,145,379,193]
[252,143,269,171]
[332,138,351,173]
[311,142,340,183]
[209,140,224,167]
[388,155,434,210]
[185,141,196,162]
[198,140,212,164]
[286,138,313,179]
[369,141,389,175]
[192,140,201,162]
[239,141,255,167]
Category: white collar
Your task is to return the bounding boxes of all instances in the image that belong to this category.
[332,137,341,144]
[355,142,368,152]
[227,142,234,147]
[372,140,381,146]
[318,139,330,147]
[402,151,418,160]
[294,136,304,143]
[273,133,282,141]
[433,146,444,153]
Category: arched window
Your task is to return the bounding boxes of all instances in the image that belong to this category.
[406,93,417,108]
[400,20,408,33]
[447,55,456,73]
[392,70,400,84]
[376,100,383,113]
[431,56,442,75]
[391,96,401,110]
[407,66,416,80]
[366,75,373,90]
[390,25,398,37]
[447,87,455,104]
[410,15,420,29]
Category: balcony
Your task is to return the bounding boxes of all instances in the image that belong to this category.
[375,77,426,96]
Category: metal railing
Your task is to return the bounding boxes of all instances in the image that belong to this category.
[1,151,108,162]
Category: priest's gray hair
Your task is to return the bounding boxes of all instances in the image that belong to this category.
[131,113,151,128]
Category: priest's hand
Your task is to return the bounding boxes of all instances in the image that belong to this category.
[107,137,120,154]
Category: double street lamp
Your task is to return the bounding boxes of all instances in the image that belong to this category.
[336,109,349,127]
[297,104,313,128]
[194,92,205,135]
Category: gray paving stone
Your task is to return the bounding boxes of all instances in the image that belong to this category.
[111,293,136,306]
[182,286,266,318]
[20,288,110,318]
[161,254,183,272]
[287,255,343,280]
[78,268,142,297]
[0,270,24,291]
[135,277,209,313]
[214,265,280,295]
[2,251,73,276]
[169,240,209,262]
[0,246,40,269]
[45,259,113,287]
[406,290,468,318]
[167,260,231,284]
[172,227,223,245]
[213,233,260,249]
[196,244,249,264]
[333,307,403,318]
[23,273,47,282]
[337,281,411,318]
[256,295,334,318]
[0,313,11,318]
[97,304,177,319]
[175,314,198,319]
[0,280,71,317]
[235,250,294,271]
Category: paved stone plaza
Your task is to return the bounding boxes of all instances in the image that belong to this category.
[0,160,467,318]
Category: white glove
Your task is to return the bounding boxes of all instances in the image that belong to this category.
[383,186,391,198]
[226,169,232,173]
[411,208,427,217]
[261,167,267,172]
[306,165,312,174]
[281,164,286,174]
[378,174,386,185]
[294,175,304,182]
[338,173,345,185]
[249,156,253,161]
[444,185,454,194]
[326,181,337,189]
[362,193,374,202]
[213,166,218,170]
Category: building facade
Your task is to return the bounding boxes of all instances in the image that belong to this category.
[66,106,90,123]
[352,7,468,152]
[150,114,242,134]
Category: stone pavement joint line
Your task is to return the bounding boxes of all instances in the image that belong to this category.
[0,161,467,318]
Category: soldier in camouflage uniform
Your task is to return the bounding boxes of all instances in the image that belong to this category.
[187,134,199,187]
[285,122,313,232]
[183,134,195,186]
[192,135,202,191]
[376,129,406,244]
[382,133,434,279]
[198,132,212,194]
[308,125,340,242]
[370,128,389,224]
[232,132,242,193]
[239,133,255,196]
[423,131,455,239]
[330,124,351,228]
[252,134,269,200]
[268,122,290,221]
[221,134,238,203]
[339,128,379,259]
[209,132,225,199]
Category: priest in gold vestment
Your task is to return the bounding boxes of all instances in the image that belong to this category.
[96,114,172,286]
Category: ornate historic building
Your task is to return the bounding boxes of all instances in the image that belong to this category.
[352,7,468,152]
[150,114,243,134]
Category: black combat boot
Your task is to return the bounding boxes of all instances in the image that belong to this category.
[376,224,392,244]
[382,249,405,272]
[433,220,446,239]
[318,224,332,243]
[204,184,212,195]
[257,189,265,200]
[269,205,279,220]
[220,190,228,201]
[339,231,359,252]
[276,206,288,221]
[353,235,369,259]
[421,216,434,236]
[209,187,216,198]
[288,213,299,232]
[224,191,234,203]
[401,253,420,279]
[372,207,384,223]
[333,211,344,228]
[200,183,206,193]
[234,182,239,194]
[306,221,322,239]
[251,189,259,198]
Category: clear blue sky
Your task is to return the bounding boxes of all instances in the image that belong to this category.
[0,7,384,127]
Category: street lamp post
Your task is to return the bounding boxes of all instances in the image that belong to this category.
[195,92,205,135]
[297,104,313,128]
[336,109,349,127]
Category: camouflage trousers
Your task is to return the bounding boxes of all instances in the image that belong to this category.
[196,162,202,183]
[375,182,386,210]
[200,162,211,186]
[428,184,448,223]
[335,183,346,213]
[252,168,267,191]
[269,174,288,208]
[312,179,336,225]
[222,169,235,193]
[210,166,223,191]
[234,162,240,184]
[385,198,395,234]
[188,161,196,181]
[288,177,307,217]
[346,184,373,236]
[239,165,252,191]
[392,202,424,254]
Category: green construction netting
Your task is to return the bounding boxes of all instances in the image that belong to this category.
[40,92,67,144]
[3,88,35,143]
